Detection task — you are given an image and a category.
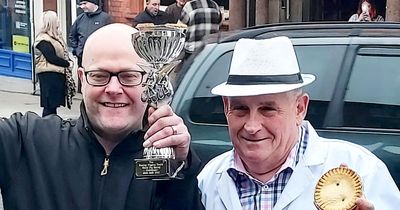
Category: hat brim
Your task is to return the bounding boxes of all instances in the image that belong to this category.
[211,74,315,97]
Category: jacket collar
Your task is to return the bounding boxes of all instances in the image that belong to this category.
[273,122,326,209]
[77,101,144,156]
[86,8,102,17]
[301,121,326,166]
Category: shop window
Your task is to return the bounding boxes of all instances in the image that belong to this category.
[0,0,31,53]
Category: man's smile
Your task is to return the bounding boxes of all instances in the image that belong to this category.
[102,102,128,108]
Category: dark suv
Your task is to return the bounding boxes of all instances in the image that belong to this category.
[171,22,400,187]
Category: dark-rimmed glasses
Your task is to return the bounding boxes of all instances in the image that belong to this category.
[84,70,146,87]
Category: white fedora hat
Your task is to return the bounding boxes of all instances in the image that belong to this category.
[211,36,315,97]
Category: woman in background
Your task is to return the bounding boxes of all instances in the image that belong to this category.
[349,0,384,22]
[34,10,75,117]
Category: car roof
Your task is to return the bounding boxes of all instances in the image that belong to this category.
[204,22,400,44]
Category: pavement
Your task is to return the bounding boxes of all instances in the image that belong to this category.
[0,75,82,209]
[0,75,82,118]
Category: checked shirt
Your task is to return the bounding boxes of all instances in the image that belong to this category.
[180,0,222,53]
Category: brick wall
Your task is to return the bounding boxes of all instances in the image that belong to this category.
[106,0,144,25]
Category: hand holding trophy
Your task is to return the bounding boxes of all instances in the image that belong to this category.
[132,24,186,180]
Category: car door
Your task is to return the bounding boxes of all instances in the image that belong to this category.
[318,42,400,187]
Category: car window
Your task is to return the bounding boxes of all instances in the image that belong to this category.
[343,47,400,129]
[189,44,346,127]
[297,45,345,128]
[189,51,232,124]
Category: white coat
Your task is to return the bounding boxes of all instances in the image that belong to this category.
[198,122,400,210]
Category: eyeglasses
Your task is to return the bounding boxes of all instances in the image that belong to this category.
[84,70,146,87]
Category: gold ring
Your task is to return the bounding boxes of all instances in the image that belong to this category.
[170,126,177,135]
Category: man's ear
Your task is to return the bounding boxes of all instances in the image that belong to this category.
[77,67,84,82]
[222,96,229,116]
[296,93,309,126]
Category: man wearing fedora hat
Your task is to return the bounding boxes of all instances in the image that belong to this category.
[197,37,400,210]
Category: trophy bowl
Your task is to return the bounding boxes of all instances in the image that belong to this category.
[132,26,185,69]
[132,26,186,180]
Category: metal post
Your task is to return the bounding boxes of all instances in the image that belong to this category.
[30,0,37,94]
[246,0,256,27]
[386,0,400,22]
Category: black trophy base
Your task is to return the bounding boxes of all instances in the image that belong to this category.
[135,158,184,180]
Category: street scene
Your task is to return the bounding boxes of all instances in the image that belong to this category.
[0,0,400,209]
[0,76,81,119]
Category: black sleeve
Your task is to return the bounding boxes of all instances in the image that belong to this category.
[154,148,205,210]
[68,19,79,49]
[36,40,70,67]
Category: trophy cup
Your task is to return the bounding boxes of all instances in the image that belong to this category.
[132,25,186,180]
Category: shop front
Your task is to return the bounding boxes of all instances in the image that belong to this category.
[0,0,32,79]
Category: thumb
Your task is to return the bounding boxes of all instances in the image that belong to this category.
[355,198,374,210]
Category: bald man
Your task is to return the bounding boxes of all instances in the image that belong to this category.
[0,23,204,210]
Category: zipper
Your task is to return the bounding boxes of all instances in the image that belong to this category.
[96,155,110,210]
[100,156,110,176]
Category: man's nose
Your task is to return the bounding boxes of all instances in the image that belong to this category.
[243,112,262,134]
[105,76,123,93]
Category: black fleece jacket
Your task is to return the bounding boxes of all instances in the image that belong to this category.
[0,103,204,210]
[68,8,112,57]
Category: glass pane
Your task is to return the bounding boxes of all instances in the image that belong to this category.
[344,52,400,129]
[190,51,232,124]
[297,45,346,128]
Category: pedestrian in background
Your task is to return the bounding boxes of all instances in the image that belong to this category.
[69,0,112,93]
[165,0,188,23]
[348,0,384,22]
[132,0,174,28]
[34,10,75,117]
[180,0,222,58]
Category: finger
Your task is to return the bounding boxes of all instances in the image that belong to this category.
[355,198,374,210]
[152,130,185,148]
[147,106,156,118]
[152,131,190,160]
[144,124,190,160]
[144,124,179,147]
[147,105,174,125]
[144,113,180,141]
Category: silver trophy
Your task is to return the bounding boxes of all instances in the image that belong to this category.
[132,25,186,180]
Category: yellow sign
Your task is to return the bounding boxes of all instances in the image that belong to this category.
[12,35,30,53]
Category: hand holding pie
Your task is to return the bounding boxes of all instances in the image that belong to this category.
[314,166,363,210]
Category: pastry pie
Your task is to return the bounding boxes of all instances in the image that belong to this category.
[165,22,188,30]
[314,167,363,210]
[136,23,187,32]
[135,23,155,30]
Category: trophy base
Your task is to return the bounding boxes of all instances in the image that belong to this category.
[135,158,185,180]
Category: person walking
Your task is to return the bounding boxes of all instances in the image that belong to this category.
[34,10,75,117]
[180,0,222,57]
[165,0,188,23]
[69,0,112,93]
[132,0,174,28]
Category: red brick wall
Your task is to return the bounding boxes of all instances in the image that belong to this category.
[43,0,57,12]
[106,0,144,25]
